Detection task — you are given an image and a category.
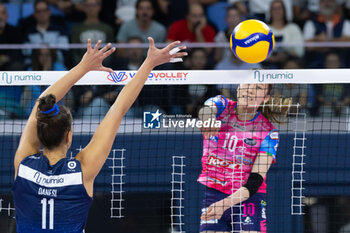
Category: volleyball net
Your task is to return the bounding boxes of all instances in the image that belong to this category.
[0,69,350,233]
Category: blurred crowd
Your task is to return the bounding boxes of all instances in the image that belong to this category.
[1,0,350,119]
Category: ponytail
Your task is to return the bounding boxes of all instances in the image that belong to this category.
[37,94,72,149]
[259,84,292,124]
[260,96,292,124]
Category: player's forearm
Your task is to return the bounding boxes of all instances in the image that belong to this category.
[222,187,250,210]
[88,59,153,156]
[41,64,88,101]
[111,59,153,116]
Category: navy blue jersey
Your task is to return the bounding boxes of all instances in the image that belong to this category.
[12,153,93,233]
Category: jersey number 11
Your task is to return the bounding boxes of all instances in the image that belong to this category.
[41,198,54,230]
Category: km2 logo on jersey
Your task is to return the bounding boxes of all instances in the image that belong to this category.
[107,72,129,83]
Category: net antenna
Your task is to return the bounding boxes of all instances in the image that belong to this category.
[108,149,126,218]
[171,156,186,233]
[291,103,306,215]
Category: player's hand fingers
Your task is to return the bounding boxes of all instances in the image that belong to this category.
[100,42,112,53]
[166,40,181,52]
[170,46,187,56]
[103,47,116,58]
[87,39,92,51]
[148,37,155,49]
[201,207,214,220]
[94,40,102,50]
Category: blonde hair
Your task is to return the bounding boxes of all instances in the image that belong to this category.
[259,84,292,124]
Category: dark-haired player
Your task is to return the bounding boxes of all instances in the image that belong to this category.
[12,38,186,232]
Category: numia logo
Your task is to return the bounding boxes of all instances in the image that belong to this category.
[1,72,41,84]
[254,70,294,82]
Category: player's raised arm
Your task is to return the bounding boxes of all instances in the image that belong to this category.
[14,40,115,176]
[76,38,187,185]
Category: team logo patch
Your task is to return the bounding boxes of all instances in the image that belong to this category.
[68,161,77,170]
[243,216,253,225]
[207,155,241,170]
[270,131,279,140]
[232,123,246,131]
[244,138,257,146]
[209,135,218,143]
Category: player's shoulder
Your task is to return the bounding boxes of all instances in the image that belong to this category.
[21,153,42,164]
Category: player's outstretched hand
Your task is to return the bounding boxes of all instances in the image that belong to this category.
[79,39,116,73]
[145,37,187,68]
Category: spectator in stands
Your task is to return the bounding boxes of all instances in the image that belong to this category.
[71,0,114,65]
[314,52,350,117]
[114,0,137,26]
[229,0,293,22]
[153,0,172,27]
[292,0,317,28]
[214,5,243,63]
[22,48,68,117]
[29,48,66,71]
[273,57,308,113]
[0,3,24,119]
[20,0,69,68]
[303,0,350,67]
[167,2,216,43]
[266,0,304,68]
[46,0,73,14]
[0,3,23,71]
[116,0,166,43]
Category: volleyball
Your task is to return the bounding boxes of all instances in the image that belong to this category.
[230,19,275,64]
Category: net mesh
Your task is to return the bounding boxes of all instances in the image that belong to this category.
[0,70,350,233]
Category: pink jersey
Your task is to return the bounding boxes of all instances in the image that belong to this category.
[198,95,279,195]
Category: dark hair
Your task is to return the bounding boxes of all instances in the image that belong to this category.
[34,0,49,10]
[32,47,57,71]
[259,84,292,124]
[226,5,241,16]
[136,0,154,10]
[37,94,72,150]
[268,0,287,26]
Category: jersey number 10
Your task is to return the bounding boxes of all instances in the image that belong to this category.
[41,198,54,230]
[222,133,238,152]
